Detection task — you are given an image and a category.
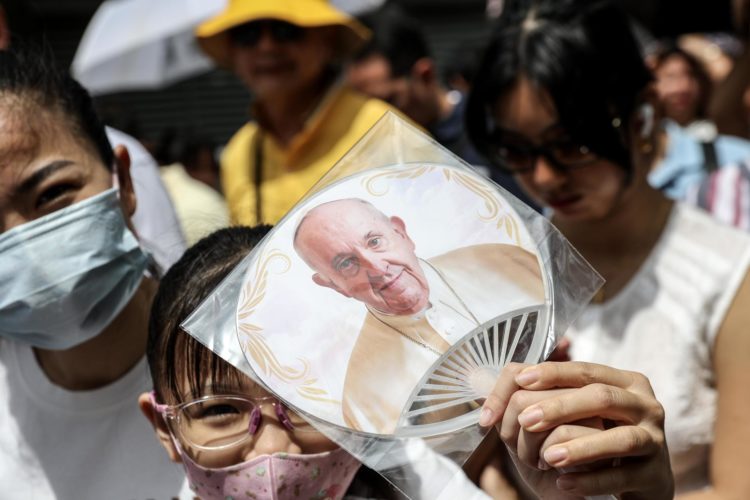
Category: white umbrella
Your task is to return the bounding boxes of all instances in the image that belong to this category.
[71,0,226,96]
[330,0,386,16]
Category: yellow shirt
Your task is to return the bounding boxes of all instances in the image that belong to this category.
[220,85,393,225]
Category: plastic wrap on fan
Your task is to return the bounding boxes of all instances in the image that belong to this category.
[182,112,603,499]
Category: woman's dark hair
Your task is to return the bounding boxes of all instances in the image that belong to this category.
[0,45,114,168]
[1,0,45,48]
[467,0,653,174]
[651,43,711,121]
[147,225,272,403]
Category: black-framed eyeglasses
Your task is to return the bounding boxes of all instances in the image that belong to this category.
[487,128,598,174]
[150,392,318,451]
[229,20,305,48]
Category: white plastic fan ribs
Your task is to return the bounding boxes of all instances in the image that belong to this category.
[397,305,547,436]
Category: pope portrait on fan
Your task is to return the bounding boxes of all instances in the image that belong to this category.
[293,198,545,434]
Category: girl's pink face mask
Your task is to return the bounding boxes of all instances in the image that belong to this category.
[179,445,360,500]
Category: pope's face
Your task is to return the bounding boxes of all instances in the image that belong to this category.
[295,200,430,316]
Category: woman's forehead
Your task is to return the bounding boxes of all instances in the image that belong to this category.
[0,103,76,147]
[493,78,559,137]
[0,105,99,166]
[0,110,40,167]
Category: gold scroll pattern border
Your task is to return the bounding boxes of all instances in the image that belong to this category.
[237,249,340,405]
[363,165,522,245]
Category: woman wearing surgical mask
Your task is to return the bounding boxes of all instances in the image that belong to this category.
[468,0,750,496]
[0,49,187,497]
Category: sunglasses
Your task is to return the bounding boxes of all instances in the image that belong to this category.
[487,128,598,174]
[229,20,305,47]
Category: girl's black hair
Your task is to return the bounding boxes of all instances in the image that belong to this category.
[466,0,653,174]
[0,44,114,169]
[147,225,272,403]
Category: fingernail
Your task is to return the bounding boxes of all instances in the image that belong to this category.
[518,407,544,427]
[556,476,575,491]
[537,459,550,471]
[543,446,568,466]
[479,407,494,427]
[515,368,539,386]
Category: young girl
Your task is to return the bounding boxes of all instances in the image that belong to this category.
[138,225,395,499]
[139,225,673,499]
[468,0,750,496]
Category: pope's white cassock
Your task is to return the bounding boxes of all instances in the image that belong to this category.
[342,243,546,433]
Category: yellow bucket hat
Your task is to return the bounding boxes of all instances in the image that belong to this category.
[196,0,371,68]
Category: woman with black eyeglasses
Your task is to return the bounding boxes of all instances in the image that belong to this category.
[468,0,750,496]
[195,0,395,227]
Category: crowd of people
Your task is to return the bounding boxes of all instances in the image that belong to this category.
[2,0,750,498]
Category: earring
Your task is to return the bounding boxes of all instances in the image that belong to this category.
[640,141,654,154]
[638,103,655,139]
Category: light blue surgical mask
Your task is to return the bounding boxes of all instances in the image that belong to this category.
[0,188,149,350]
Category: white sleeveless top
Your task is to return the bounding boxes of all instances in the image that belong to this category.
[567,203,750,494]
